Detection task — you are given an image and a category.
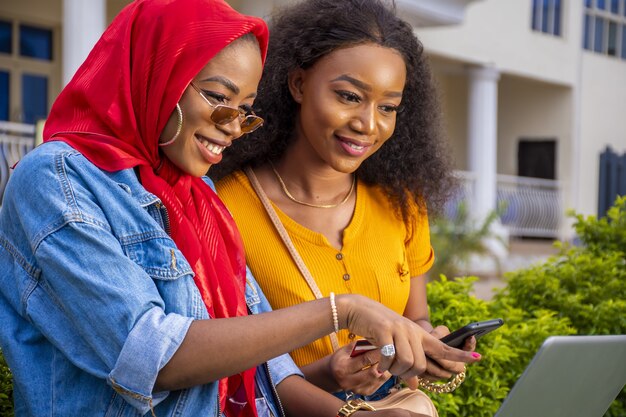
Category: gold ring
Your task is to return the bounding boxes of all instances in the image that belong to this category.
[360,361,379,371]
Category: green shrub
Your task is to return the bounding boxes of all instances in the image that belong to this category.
[0,349,13,417]
[494,246,626,335]
[489,196,626,417]
[572,195,626,254]
[426,277,575,417]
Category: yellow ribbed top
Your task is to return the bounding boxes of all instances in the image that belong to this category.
[216,170,434,366]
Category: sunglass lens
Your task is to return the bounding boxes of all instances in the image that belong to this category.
[211,106,240,125]
[240,116,264,133]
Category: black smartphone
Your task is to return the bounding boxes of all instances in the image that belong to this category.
[439,318,504,348]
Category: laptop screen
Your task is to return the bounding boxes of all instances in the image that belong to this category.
[495,335,626,417]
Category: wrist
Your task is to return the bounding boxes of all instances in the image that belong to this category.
[301,355,341,393]
[416,319,434,333]
[324,354,342,393]
[334,294,359,331]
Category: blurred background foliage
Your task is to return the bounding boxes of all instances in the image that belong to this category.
[429,201,507,279]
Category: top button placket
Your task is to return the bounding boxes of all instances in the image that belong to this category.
[336,252,352,289]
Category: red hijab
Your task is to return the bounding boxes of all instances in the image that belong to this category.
[43,1,268,416]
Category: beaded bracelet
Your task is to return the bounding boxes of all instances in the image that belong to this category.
[329,292,339,333]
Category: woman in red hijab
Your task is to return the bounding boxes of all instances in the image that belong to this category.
[0,0,480,416]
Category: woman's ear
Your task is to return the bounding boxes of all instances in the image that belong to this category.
[287,68,305,103]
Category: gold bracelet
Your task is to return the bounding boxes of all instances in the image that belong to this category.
[418,370,466,394]
[336,399,377,416]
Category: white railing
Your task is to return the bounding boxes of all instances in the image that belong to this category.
[496,174,562,238]
[448,171,562,238]
[0,121,36,204]
[444,170,476,219]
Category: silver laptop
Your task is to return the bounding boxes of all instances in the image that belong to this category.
[494,335,626,417]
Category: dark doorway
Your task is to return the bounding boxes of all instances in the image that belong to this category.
[518,139,557,180]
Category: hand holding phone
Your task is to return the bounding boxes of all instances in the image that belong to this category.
[349,318,503,357]
[439,318,504,348]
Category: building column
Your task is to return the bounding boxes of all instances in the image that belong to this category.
[467,65,500,221]
[63,0,106,85]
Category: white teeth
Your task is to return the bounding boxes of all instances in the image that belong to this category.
[348,142,364,150]
[197,136,225,155]
[207,143,225,155]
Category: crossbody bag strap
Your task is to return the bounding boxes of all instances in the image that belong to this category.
[245,166,340,351]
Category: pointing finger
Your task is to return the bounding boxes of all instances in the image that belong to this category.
[424,336,482,364]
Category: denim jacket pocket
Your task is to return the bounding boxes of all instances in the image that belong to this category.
[121,234,193,280]
[255,397,276,417]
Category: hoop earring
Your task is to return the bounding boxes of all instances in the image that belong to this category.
[159,103,183,147]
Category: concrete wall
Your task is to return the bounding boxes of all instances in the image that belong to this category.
[416,0,582,86]
[1,0,62,24]
[578,52,626,216]
[431,64,573,182]
[497,76,572,181]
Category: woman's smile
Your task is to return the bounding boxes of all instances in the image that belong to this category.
[195,134,227,164]
[335,134,372,157]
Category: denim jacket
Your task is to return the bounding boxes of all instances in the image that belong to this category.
[0,141,301,417]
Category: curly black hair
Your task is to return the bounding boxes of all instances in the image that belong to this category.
[211,0,457,218]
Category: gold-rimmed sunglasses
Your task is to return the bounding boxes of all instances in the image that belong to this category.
[190,82,263,134]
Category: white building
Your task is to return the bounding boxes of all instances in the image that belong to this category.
[414,0,626,240]
[1,0,625,241]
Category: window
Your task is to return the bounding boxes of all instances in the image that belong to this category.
[0,19,58,123]
[584,0,626,60]
[518,140,557,180]
[0,71,8,120]
[531,0,562,36]
[0,20,11,54]
[19,25,53,61]
[21,73,48,124]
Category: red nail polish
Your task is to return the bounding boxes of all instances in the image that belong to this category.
[472,352,481,359]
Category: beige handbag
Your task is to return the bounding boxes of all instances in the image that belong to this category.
[369,388,439,416]
[245,167,440,417]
